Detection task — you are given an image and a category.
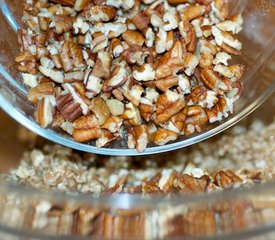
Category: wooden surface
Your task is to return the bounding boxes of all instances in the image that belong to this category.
[0,111,28,172]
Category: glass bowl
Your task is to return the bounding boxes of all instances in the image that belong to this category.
[0,0,274,156]
[0,93,274,240]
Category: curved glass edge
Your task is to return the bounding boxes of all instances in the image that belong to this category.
[0,0,19,31]
[0,0,274,156]
[2,177,275,209]
[0,84,274,156]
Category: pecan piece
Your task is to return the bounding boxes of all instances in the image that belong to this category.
[101,116,123,133]
[54,15,73,35]
[15,51,38,75]
[73,115,101,142]
[122,30,145,47]
[179,4,206,21]
[131,11,149,31]
[155,90,186,124]
[90,96,110,125]
[27,82,55,104]
[121,45,148,66]
[50,0,75,6]
[96,130,117,148]
[56,93,82,122]
[144,76,179,92]
[214,170,242,188]
[128,125,148,152]
[154,128,178,146]
[102,66,128,92]
[133,64,155,82]
[91,52,112,79]
[185,105,208,130]
[84,5,117,23]
[156,58,185,79]
[35,96,56,128]
[197,68,227,92]
[106,99,125,116]
[60,40,85,72]
[74,0,89,11]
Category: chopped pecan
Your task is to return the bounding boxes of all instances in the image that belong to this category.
[214,170,242,188]
[15,51,38,75]
[154,128,178,146]
[16,0,245,152]
[54,15,73,35]
[101,116,123,133]
[60,40,85,72]
[106,99,125,116]
[123,85,144,106]
[131,11,149,31]
[179,5,206,21]
[122,30,145,47]
[110,38,124,57]
[39,66,64,83]
[144,76,178,92]
[96,130,117,148]
[84,5,117,23]
[35,96,56,128]
[129,125,148,153]
[139,103,154,122]
[74,0,89,11]
[102,66,128,92]
[73,115,101,142]
[50,0,75,6]
[155,90,186,124]
[156,58,185,79]
[133,64,155,82]
[27,82,55,104]
[185,105,208,129]
[197,67,227,92]
[56,93,82,122]
[91,33,108,53]
[91,52,112,79]
[90,96,110,125]
[121,45,148,66]
[122,102,142,126]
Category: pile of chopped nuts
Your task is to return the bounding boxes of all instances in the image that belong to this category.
[6,119,275,196]
[1,118,275,239]
[6,145,244,195]
[16,0,245,151]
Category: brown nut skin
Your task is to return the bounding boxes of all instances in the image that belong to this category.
[144,76,179,92]
[197,68,222,91]
[34,96,55,128]
[90,96,110,125]
[139,103,154,122]
[214,170,242,188]
[167,0,189,5]
[73,115,101,142]
[131,12,149,31]
[85,5,117,23]
[56,93,82,122]
[133,125,148,153]
[50,0,75,6]
[27,82,55,104]
[54,15,73,35]
[154,128,178,146]
[156,58,185,79]
[155,93,186,124]
[180,5,206,21]
[102,66,128,93]
[122,30,145,47]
